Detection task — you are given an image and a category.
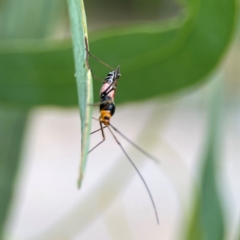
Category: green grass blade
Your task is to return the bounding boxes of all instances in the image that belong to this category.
[66,0,93,187]
[0,106,28,238]
[186,77,225,240]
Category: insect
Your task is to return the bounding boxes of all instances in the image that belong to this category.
[86,50,160,225]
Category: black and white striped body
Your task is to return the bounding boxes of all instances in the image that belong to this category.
[99,66,120,121]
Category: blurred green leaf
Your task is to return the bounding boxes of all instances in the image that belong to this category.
[0,0,66,39]
[0,0,238,237]
[0,106,28,237]
[0,0,66,237]
[186,77,225,240]
[90,0,237,103]
[0,0,237,106]
[66,0,93,187]
[0,42,77,107]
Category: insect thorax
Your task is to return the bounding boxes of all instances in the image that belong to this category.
[104,71,116,84]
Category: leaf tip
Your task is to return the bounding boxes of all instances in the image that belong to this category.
[77,173,84,189]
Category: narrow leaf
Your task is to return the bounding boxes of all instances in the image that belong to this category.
[186,77,225,240]
[67,0,93,187]
[0,106,28,238]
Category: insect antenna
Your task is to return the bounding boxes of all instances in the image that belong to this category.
[108,126,159,225]
[109,123,160,164]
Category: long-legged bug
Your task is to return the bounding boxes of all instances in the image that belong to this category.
[86,50,160,225]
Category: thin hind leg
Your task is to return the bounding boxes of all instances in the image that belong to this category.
[88,122,105,153]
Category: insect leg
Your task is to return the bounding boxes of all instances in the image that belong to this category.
[91,71,105,83]
[109,123,160,164]
[107,126,159,224]
[90,126,107,135]
[88,99,112,107]
[88,121,106,154]
[104,85,117,95]
[86,50,115,71]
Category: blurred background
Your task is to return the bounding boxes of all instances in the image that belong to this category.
[0,0,239,239]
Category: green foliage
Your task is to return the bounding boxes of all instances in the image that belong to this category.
[186,78,225,240]
[0,0,74,237]
[66,0,93,187]
[0,44,77,106]
[0,107,28,236]
[0,0,238,238]
[89,0,236,103]
[0,0,65,39]
[0,0,237,106]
